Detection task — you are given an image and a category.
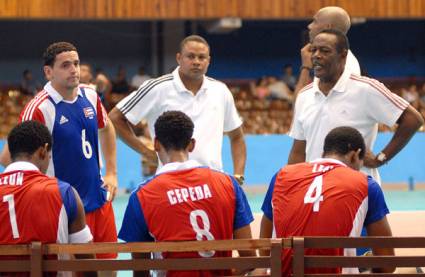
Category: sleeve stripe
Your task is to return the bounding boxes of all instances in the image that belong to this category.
[120,75,173,115]
[298,83,313,94]
[350,75,408,110]
[22,92,49,121]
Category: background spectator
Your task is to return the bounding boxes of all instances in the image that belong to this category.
[282,64,297,91]
[130,66,151,90]
[20,69,41,95]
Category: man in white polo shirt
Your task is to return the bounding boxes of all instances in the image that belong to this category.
[295,6,361,94]
[109,35,246,184]
[288,29,423,184]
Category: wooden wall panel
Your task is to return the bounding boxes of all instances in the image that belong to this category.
[0,0,423,19]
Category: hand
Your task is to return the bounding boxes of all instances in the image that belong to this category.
[102,172,118,201]
[301,43,313,68]
[140,137,158,163]
[363,149,381,168]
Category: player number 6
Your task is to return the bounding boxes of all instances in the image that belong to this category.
[81,129,93,159]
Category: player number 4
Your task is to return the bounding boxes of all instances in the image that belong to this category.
[3,194,20,239]
[81,129,93,159]
[189,209,215,257]
[304,175,324,212]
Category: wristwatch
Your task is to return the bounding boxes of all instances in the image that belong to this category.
[234,174,245,186]
[376,152,387,164]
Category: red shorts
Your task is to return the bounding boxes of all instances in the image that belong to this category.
[85,201,118,259]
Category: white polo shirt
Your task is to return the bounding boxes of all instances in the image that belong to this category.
[116,67,242,171]
[289,68,409,183]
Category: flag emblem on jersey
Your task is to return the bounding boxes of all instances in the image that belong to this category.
[83,107,95,119]
[59,115,69,124]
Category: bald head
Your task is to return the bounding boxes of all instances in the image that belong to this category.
[308,6,351,41]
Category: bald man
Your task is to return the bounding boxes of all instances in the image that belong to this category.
[294,6,360,93]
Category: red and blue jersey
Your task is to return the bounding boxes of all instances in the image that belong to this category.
[261,158,389,276]
[119,160,253,277]
[19,82,108,212]
[0,162,78,245]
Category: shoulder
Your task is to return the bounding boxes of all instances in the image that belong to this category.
[298,82,314,95]
[142,74,174,90]
[347,74,386,91]
[79,84,98,96]
[21,91,50,119]
[205,76,230,91]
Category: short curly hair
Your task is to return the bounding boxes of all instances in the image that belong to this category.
[154,111,194,151]
[8,121,52,160]
[43,41,77,66]
[323,126,365,159]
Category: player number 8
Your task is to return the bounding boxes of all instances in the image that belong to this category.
[189,209,215,257]
[81,129,93,159]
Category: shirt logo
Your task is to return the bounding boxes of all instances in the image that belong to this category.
[83,107,95,119]
[59,115,69,125]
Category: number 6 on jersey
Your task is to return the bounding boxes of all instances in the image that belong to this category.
[81,129,93,159]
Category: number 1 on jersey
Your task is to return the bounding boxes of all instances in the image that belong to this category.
[3,194,20,239]
[304,175,324,212]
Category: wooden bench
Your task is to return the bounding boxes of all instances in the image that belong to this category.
[292,236,425,277]
[0,238,284,276]
[1,237,425,276]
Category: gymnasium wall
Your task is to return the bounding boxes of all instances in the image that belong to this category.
[2,133,423,189]
[0,20,423,84]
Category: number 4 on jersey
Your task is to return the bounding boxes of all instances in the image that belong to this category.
[304,175,324,212]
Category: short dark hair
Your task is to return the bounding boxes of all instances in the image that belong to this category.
[317,29,349,53]
[154,111,194,151]
[179,35,210,52]
[43,42,77,66]
[8,121,52,160]
[323,126,365,159]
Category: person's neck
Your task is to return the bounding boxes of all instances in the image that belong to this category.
[12,156,38,168]
[51,83,78,101]
[179,71,203,95]
[161,150,189,165]
[318,69,343,96]
[323,154,346,165]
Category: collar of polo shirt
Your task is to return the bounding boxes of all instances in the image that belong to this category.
[44,81,83,104]
[172,67,208,95]
[313,68,351,96]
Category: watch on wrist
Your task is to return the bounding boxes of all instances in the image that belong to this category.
[376,152,387,164]
[234,174,245,186]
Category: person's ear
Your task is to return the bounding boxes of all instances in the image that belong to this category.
[176,53,181,65]
[187,138,196,153]
[43,66,53,81]
[39,143,50,160]
[154,138,161,152]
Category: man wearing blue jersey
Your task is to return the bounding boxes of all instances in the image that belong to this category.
[1,42,118,266]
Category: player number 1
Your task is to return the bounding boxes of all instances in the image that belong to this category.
[3,194,20,239]
[81,129,93,159]
[304,175,324,212]
[189,209,215,257]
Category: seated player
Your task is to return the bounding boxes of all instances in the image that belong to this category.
[0,121,94,276]
[119,111,255,276]
[260,126,395,275]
